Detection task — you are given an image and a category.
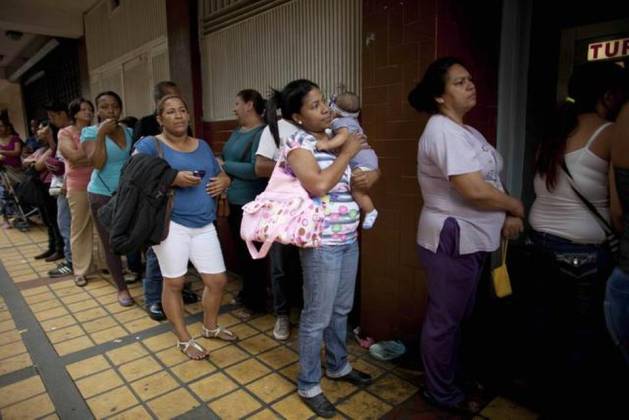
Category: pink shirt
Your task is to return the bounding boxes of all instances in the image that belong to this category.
[58,126,93,192]
[0,135,22,168]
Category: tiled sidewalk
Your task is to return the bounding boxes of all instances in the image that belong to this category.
[0,225,537,419]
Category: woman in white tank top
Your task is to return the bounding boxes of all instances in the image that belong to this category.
[526,61,626,417]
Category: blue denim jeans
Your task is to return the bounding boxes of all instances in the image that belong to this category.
[605,268,629,365]
[57,194,72,265]
[143,247,162,307]
[297,240,359,397]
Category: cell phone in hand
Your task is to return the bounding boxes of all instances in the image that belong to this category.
[192,170,206,178]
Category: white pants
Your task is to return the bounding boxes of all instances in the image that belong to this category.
[152,221,225,278]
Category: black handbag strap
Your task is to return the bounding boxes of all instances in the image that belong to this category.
[152,136,165,159]
[560,160,614,235]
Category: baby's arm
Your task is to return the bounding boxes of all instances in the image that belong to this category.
[316,127,349,151]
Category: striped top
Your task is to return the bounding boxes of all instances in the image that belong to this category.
[281,129,359,246]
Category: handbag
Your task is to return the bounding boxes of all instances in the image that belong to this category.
[240,155,324,259]
[491,239,513,298]
[561,161,619,259]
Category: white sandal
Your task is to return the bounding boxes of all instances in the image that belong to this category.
[201,325,238,342]
[176,338,208,359]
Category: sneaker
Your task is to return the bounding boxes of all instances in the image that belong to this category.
[123,271,141,284]
[273,315,290,340]
[49,261,73,278]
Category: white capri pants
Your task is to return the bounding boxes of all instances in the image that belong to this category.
[152,221,226,278]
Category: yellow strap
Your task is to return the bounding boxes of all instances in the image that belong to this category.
[501,240,508,265]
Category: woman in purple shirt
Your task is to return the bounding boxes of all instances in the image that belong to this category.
[409,57,524,415]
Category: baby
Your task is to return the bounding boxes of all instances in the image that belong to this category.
[317,92,379,229]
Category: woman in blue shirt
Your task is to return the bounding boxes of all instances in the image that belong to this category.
[135,94,233,360]
[81,91,133,307]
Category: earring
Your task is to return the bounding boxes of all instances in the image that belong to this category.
[297,120,302,125]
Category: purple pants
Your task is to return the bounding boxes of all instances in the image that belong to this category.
[418,217,488,406]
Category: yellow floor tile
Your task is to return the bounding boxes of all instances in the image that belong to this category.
[50,279,75,290]
[34,307,69,322]
[320,377,358,404]
[30,299,62,313]
[209,389,261,419]
[0,319,16,332]
[367,373,418,405]
[124,317,160,334]
[95,293,118,305]
[13,274,38,282]
[257,346,299,370]
[352,358,385,380]
[155,346,189,367]
[90,325,127,345]
[0,375,45,408]
[73,307,108,322]
[146,388,199,418]
[278,362,300,384]
[86,385,138,418]
[248,373,295,403]
[0,311,12,321]
[40,314,76,331]
[130,370,178,401]
[105,302,136,315]
[66,355,111,380]
[0,392,55,419]
[118,355,162,382]
[54,287,85,298]
[89,285,117,297]
[225,359,270,385]
[248,314,277,332]
[39,413,60,420]
[67,299,99,313]
[248,409,282,420]
[217,313,241,328]
[82,316,119,334]
[0,340,27,360]
[239,333,280,355]
[0,330,21,346]
[143,331,177,352]
[76,369,124,399]
[106,343,148,366]
[112,308,146,323]
[170,359,216,383]
[336,390,392,419]
[0,352,32,375]
[227,323,258,340]
[480,397,538,420]
[46,325,85,344]
[189,372,239,402]
[60,292,92,305]
[23,291,56,304]
[207,345,249,368]
[272,393,315,419]
[54,335,94,356]
[107,405,152,420]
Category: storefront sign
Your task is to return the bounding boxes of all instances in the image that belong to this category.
[588,38,629,61]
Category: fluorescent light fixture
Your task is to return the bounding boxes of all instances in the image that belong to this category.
[9,38,60,82]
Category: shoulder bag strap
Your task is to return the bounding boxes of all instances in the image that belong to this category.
[560,160,614,235]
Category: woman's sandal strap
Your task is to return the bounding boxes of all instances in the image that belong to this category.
[176,339,207,358]
[202,325,237,341]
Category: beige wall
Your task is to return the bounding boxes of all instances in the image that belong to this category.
[201,0,362,121]
[84,0,169,118]
[0,80,27,139]
[84,0,167,71]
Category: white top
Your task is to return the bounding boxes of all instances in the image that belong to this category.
[529,123,612,244]
[417,115,505,254]
[256,119,299,161]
